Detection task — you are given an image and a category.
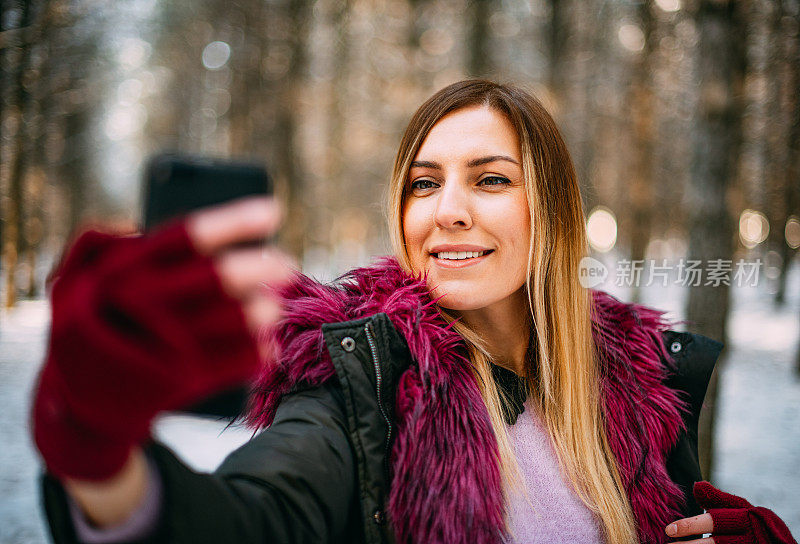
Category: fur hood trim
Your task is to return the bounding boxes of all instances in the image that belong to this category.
[591,291,689,543]
[246,257,687,544]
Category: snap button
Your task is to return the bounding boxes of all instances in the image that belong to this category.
[670,341,682,353]
[373,509,384,524]
[341,336,356,352]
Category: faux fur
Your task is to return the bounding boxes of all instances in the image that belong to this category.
[246,257,688,544]
[591,291,689,543]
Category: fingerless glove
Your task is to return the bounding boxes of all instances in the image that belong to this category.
[693,481,797,544]
[32,222,260,481]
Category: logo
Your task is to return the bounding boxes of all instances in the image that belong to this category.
[579,257,608,288]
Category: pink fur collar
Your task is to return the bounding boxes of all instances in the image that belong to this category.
[247,257,687,544]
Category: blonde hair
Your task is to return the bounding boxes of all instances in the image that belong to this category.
[387,80,638,544]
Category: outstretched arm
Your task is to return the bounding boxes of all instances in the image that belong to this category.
[32,197,296,533]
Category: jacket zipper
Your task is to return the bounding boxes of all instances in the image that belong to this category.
[365,322,393,486]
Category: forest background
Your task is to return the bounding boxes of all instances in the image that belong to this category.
[1,0,799,537]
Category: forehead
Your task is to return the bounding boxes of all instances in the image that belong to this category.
[414,105,521,162]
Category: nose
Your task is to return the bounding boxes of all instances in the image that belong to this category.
[433,179,473,229]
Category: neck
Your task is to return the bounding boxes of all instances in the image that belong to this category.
[455,288,531,376]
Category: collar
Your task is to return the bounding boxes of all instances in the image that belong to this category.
[491,363,528,425]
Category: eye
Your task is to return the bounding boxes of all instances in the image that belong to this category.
[410,179,439,191]
[478,175,511,186]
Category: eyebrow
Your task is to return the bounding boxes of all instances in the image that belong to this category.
[409,155,520,169]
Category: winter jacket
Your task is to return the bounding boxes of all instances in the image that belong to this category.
[41,258,723,544]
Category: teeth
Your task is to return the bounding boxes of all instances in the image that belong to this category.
[435,251,486,260]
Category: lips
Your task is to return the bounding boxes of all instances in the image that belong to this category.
[429,247,494,268]
[430,244,493,254]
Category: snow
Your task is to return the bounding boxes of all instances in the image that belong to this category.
[1,262,798,542]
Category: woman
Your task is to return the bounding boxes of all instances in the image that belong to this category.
[33,80,795,544]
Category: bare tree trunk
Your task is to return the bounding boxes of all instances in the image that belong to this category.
[0,1,12,310]
[2,0,33,309]
[272,0,311,260]
[782,4,800,376]
[226,1,263,156]
[547,0,567,102]
[628,0,657,304]
[24,167,45,298]
[61,107,95,233]
[323,0,350,262]
[776,1,800,308]
[21,2,52,299]
[467,0,493,77]
[689,0,748,480]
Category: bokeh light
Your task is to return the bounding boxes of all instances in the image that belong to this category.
[202,41,231,70]
[618,24,645,52]
[655,0,681,13]
[419,28,454,56]
[739,209,769,248]
[586,207,618,253]
[785,216,800,249]
[104,105,147,141]
[118,38,151,69]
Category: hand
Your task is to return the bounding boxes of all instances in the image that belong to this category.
[186,197,295,333]
[32,197,295,482]
[664,481,797,544]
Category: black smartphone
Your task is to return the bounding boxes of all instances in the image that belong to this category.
[143,152,273,230]
[142,152,274,420]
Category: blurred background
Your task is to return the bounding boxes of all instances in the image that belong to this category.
[1,0,799,542]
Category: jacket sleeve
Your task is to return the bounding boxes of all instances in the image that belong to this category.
[41,381,360,544]
[662,330,724,517]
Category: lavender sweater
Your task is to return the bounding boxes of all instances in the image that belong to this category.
[503,399,605,544]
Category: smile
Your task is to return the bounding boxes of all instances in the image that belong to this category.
[431,249,494,268]
[434,251,488,260]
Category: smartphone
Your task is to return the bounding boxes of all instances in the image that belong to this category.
[142,152,274,420]
[143,152,273,230]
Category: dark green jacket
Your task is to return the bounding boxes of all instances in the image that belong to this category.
[41,309,722,544]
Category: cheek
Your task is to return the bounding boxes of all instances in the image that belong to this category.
[498,202,531,276]
[401,203,429,266]
[511,213,531,252]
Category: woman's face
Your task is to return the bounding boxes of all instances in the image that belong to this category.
[402,105,531,312]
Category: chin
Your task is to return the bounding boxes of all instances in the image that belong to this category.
[428,282,488,311]
[435,298,472,311]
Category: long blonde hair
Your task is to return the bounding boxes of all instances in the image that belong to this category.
[387,80,638,544]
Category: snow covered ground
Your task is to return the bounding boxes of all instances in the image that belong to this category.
[1,262,798,543]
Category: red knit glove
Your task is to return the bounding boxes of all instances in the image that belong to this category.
[32,222,261,481]
[693,481,797,544]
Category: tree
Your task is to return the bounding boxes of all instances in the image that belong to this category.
[687,0,748,479]
[466,0,494,77]
[773,0,800,309]
[547,0,568,101]
[0,0,48,307]
[627,0,658,303]
[264,0,312,260]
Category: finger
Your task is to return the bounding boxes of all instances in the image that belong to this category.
[666,514,714,539]
[670,538,714,544]
[242,296,282,332]
[186,197,282,255]
[215,248,296,298]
